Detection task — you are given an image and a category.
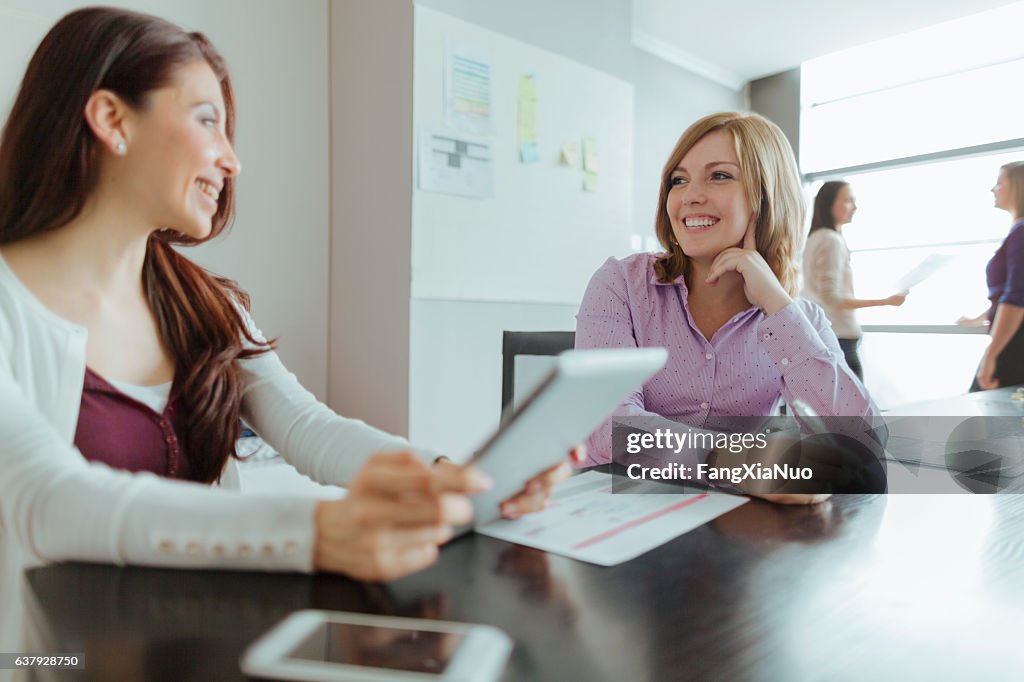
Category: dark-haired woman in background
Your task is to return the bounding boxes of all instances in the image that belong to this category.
[802,181,906,380]
[963,162,1024,390]
[0,7,569,581]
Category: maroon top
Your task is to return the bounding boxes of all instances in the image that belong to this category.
[74,367,193,480]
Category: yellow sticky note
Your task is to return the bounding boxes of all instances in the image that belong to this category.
[582,136,598,173]
[559,140,579,167]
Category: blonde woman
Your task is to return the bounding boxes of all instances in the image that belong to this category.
[964,162,1024,390]
[575,112,875,503]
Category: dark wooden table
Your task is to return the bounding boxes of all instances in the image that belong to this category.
[8,489,1024,682]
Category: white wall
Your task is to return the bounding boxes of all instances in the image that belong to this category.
[0,0,331,398]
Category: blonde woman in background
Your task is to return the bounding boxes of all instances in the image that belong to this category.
[802,181,906,380]
[961,162,1024,390]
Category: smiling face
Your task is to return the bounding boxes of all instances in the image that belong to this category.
[119,60,240,239]
[831,184,856,226]
[665,129,752,264]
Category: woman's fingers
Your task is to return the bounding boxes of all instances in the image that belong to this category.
[354,452,492,497]
[501,460,573,517]
[349,524,450,581]
[351,494,474,528]
[705,248,745,285]
[430,459,494,494]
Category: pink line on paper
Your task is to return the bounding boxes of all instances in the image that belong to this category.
[571,494,709,550]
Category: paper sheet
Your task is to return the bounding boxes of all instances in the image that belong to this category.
[445,42,493,135]
[477,471,747,566]
[517,74,539,163]
[894,253,954,291]
[418,128,493,199]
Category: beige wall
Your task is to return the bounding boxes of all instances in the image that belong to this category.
[328,0,414,436]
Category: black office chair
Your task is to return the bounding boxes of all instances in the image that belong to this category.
[500,331,576,426]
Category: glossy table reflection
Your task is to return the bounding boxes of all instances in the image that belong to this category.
[9,490,1024,682]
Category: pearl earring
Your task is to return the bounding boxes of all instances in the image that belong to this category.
[115,141,126,154]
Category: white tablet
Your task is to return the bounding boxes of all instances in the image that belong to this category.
[240,610,512,682]
[467,347,668,527]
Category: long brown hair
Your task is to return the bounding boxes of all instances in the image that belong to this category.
[653,112,804,296]
[0,7,272,483]
[809,180,849,233]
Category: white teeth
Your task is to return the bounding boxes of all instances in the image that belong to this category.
[196,179,219,200]
[685,217,718,228]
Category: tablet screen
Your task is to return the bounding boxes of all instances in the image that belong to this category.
[286,622,463,672]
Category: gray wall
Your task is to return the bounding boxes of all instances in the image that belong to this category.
[633,48,746,242]
[749,68,802,166]
[329,0,414,436]
[415,0,633,81]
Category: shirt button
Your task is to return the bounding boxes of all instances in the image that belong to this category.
[212,544,227,557]
[705,352,713,360]
[763,333,771,340]
[186,541,202,555]
[158,540,174,553]
[261,543,276,557]
[781,358,789,366]
[700,402,709,410]
[238,543,253,557]
[283,541,300,555]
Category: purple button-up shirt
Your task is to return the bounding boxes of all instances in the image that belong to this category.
[575,253,875,465]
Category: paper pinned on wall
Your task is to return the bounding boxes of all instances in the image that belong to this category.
[582,136,598,192]
[445,41,494,135]
[582,136,599,172]
[559,140,579,167]
[418,128,493,199]
[517,74,539,163]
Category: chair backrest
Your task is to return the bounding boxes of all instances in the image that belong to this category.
[501,331,576,426]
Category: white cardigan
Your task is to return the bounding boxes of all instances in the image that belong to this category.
[0,252,421,572]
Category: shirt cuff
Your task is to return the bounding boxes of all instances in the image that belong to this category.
[999,291,1024,308]
[757,301,832,370]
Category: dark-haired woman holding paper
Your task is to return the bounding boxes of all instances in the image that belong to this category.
[802,181,906,380]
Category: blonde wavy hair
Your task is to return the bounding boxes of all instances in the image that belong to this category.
[653,112,804,296]
[1000,161,1024,220]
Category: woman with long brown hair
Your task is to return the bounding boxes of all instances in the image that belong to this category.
[0,7,568,581]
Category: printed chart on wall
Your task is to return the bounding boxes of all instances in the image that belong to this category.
[412,6,635,305]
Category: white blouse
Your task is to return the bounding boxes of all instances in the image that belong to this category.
[801,228,861,339]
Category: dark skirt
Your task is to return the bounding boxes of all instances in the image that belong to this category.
[837,337,863,381]
[969,318,1024,391]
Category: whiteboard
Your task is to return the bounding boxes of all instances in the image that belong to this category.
[412,6,634,305]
